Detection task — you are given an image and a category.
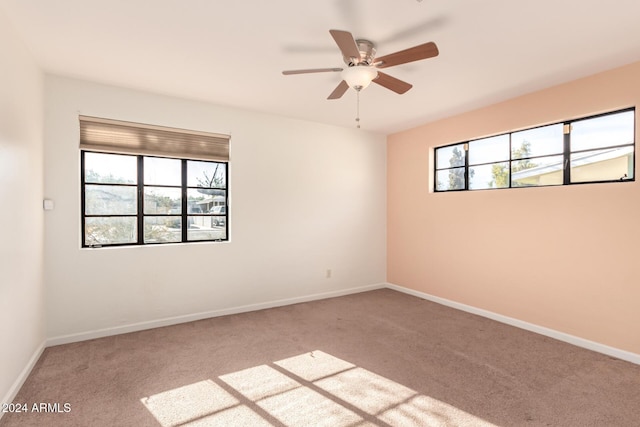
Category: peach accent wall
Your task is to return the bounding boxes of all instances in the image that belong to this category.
[387,61,640,355]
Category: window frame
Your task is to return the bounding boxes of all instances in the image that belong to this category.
[434,108,635,192]
[81,150,229,248]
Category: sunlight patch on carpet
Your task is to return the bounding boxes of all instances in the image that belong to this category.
[141,379,271,426]
[219,364,300,401]
[274,350,355,381]
[141,350,496,426]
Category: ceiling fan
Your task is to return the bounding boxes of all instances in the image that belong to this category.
[282,29,439,100]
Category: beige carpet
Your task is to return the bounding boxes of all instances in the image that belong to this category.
[2,289,639,426]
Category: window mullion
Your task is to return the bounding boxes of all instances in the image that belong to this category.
[137,156,144,245]
[563,123,571,185]
[508,133,513,188]
[464,143,469,190]
[81,152,87,245]
[181,159,188,242]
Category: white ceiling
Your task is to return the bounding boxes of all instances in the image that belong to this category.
[2,0,640,134]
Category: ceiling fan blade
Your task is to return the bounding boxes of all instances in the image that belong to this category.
[373,72,413,94]
[282,67,342,75]
[327,80,349,100]
[375,42,439,69]
[329,29,361,61]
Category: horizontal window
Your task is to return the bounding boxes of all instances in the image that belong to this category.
[434,108,635,191]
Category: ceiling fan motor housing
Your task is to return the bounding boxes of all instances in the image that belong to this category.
[344,39,376,66]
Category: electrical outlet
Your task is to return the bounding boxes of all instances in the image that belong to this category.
[326,269,332,279]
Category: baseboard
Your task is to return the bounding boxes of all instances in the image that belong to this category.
[386,283,640,365]
[0,341,46,422]
[47,283,386,347]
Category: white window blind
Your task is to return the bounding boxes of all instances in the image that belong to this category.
[79,115,229,162]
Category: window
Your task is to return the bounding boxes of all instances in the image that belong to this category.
[434,108,635,191]
[80,116,229,247]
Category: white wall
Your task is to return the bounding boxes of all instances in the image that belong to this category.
[0,10,45,408]
[44,75,387,341]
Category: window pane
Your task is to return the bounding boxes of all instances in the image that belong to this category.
[85,217,137,246]
[144,187,181,214]
[208,192,227,214]
[186,188,224,213]
[470,162,509,189]
[209,204,226,222]
[188,161,226,188]
[435,168,465,191]
[85,185,137,215]
[511,155,564,187]
[84,152,136,184]
[468,134,509,165]
[512,124,563,159]
[144,217,182,243]
[435,144,465,169]
[570,147,634,183]
[571,110,634,152]
[144,157,181,186]
[187,219,226,241]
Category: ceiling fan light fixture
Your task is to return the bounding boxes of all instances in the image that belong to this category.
[342,66,378,90]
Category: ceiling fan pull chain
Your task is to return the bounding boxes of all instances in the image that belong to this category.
[356,90,361,129]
